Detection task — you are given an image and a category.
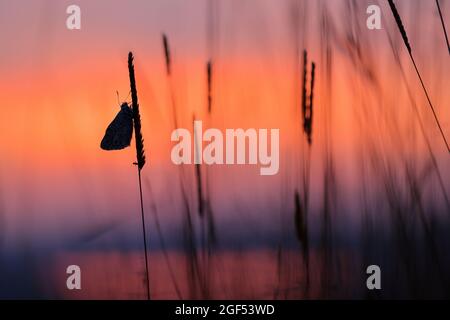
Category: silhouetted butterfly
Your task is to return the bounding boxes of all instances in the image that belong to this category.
[100,103,133,150]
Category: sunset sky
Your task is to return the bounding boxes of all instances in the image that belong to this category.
[0,0,449,298]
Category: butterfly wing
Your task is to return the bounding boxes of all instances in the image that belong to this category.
[100,103,133,150]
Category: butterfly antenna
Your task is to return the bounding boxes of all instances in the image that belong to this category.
[125,90,132,106]
[116,90,120,106]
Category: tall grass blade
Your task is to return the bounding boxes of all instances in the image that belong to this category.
[162,34,171,76]
[128,52,150,300]
[207,61,212,114]
[387,0,411,54]
[436,0,450,54]
[388,0,450,152]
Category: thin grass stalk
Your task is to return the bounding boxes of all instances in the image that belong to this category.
[193,114,204,218]
[204,61,218,297]
[300,49,310,208]
[207,61,212,114]
[163,34,171,76]
[128,54,146,170]
[298,50,314,295]
[388,0,450,152]
[162,33,179,129]
[304,61,315,210]
[308,62,316,144]
[301,52,314,144]
[182,194,201,298]
[204,60,217,248]
[143,177,183,299]
[386,32,450,212]
[435,0,450,54]
[387,0,411,53]
[294,190,309,291]
[319,5,336,297]
[192,113,206,266]
[193,113,215,297]
[161,34,205,298]
[301,50,308,127]
[128,52,150,300]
